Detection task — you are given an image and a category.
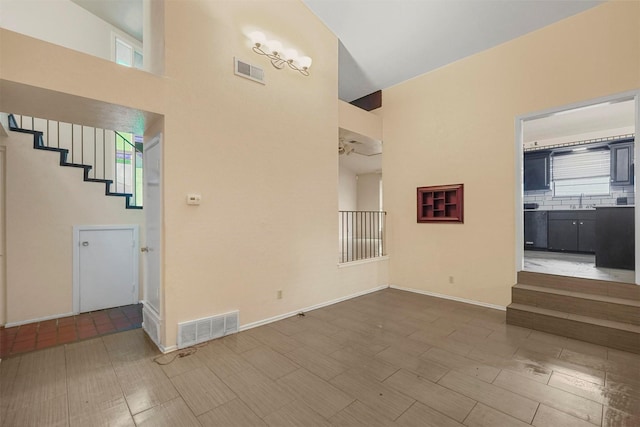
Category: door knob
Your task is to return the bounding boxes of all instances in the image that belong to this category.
[82,241,89,246]
[141,247,150,252]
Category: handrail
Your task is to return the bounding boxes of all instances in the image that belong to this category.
[114,131,142,153]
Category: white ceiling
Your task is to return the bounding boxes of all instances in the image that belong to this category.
[302,0,604,101]
[339,128,382,175]
[71,0,143,41]
[524,100,636,145]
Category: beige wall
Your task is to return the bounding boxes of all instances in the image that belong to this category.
[338,100,383,141]
[0,0,141,63]
[0,0,389,345]
[357,173,382,211]
[1,131,143,325]
[160,0,346,348]
[339,165,357,211]
[382,1,640,307]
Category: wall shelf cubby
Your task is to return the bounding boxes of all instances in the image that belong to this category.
[417,184,464,223]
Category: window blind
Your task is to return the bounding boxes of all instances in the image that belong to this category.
[552,149,610,180]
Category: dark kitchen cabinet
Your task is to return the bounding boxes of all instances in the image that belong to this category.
[524,151,551,191]
[577,218,595,252]
[610,140,634,186]
[524,211,548,249]
[595,207,635,270]
[547,210,596,253]
[548,218,577,251]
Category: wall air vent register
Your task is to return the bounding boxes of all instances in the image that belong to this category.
[234,57,265,84]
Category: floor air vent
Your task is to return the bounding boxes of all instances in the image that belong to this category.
[234,57,265,84]
[177,310,239,349]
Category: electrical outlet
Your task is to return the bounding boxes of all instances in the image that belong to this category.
[277,290,283,299]
[449,276,454,284]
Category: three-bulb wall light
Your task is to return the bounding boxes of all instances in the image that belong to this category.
[248,31,312,76]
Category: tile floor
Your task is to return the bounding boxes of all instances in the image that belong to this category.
[0,304,142,359]
[1,289,639,426]
[524,250,635,284]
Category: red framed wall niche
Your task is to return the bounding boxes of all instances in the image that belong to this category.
[417,184,464,223]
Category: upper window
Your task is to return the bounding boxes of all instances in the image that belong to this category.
[113,35,143,69]
[552,149,610,196]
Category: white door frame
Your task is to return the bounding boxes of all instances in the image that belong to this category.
[0,146,5,326]
[72,224,140,314]
[514,90,639,285]
[142,133,163,321]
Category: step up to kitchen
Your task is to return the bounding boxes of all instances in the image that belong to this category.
[507,303,640,354]
[517,271,640,300]
[512,283,640,325]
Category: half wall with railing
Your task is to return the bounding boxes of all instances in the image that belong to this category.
[339,210,387,263]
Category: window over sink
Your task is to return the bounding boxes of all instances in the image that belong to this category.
[552,148,610,197]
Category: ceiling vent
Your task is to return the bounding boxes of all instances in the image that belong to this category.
[234,57,265,84]
[177,310,239,349]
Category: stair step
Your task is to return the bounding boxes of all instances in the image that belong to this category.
[514,283,640,307]
[61,163,91,170]
[507,303,640,354]
[34,146,69,154]
[513,283,640,326]
[517,271,640,301]
[7,127,41,135]
[85,178,113,184]
[107,192,133,197]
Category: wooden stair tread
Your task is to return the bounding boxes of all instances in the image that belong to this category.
[514,283,640,307]
[508,303,640,333]
[517,271,640,301]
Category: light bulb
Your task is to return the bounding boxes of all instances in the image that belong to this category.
[282,48,298,61]
[266,40,283,54]
[297,56,312,69]
[248,31,266,46]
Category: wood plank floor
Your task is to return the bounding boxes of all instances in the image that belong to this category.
[1,288,639,426]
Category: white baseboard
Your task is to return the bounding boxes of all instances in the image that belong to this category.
[159,344,177,354]
[390,285,506,311]
[5,311,75,328]
[239,284,389,332]
[338,256,389,268]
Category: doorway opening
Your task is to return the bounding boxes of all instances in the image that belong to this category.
[516,93,638,284]
[338,128,386,263]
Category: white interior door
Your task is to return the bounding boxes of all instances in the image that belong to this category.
[143,136,162,314]
[77,227,138,313]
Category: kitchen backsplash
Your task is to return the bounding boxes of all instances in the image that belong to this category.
[524,184,635,209]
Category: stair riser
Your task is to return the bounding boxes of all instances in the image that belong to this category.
[517,271,640,301]
[512,288,640,326]
[507,307,639,354]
